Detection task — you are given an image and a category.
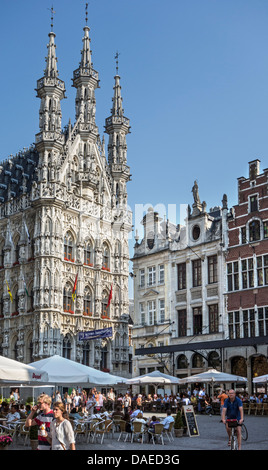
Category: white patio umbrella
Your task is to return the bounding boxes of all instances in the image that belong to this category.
[180,368,247,395]
[253,374,268,383]
[28,355,125,386]
[0,355,48,383]
[126,370,181,388]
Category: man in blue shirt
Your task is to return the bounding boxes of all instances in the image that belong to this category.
[222,389,244,450]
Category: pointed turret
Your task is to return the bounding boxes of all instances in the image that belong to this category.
[72,15,99,133]
[36,28,66,142]
[105,58,131,207]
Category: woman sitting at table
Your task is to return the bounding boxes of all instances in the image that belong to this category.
[69,407,84,420]
[147,415,160,441]
[132,412,147,433]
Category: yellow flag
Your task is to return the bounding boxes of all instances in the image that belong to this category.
[6,280,13,302]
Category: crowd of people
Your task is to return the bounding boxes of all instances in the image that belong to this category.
[0,385,267,450]
[0,388,177,450]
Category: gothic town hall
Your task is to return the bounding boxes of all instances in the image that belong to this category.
[0,18,132,377]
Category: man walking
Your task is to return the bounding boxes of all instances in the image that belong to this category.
[25,393,54,450]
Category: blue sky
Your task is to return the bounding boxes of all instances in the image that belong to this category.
[1,0,268,255]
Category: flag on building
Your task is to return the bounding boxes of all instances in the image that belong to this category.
[72,273,78,301]
[24,279,29,297]
[107,284,113,308]
[24,220,31,244]
[6,280,13,302]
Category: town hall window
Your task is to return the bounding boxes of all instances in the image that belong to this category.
[84,242,93,265]
[64,232,74,261]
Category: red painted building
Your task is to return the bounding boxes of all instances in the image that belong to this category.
[226,160,268,382]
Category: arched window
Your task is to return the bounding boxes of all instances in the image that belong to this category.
[82,342,90,366]
[84,242,93,266]
[249,220,260,242]
[64,232,74,261]
[192,353,204,369]
[63,283,73,313]
[63,335,72,359]
[102,244,110,271]
[83,287,92,316]
[207,351,220,369]
[177,354,188,369]
[101,291,109,318]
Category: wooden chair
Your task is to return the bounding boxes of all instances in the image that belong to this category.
[112,414,123,435]
[256,403,263,415]
[242,402,250,415]
[249,402,257,415]
[86,419,100,443]
[131,421,146,443]
[117,420,130,442]
[91,419,113,444]
[17,422,29,446]
[163,421,174,442]
[148,423,164,445]
[74,422,87,442]
[262,403,268,415]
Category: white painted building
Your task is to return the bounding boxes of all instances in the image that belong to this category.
[132,184,229,388]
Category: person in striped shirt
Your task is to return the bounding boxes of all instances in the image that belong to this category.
[25,393,54,450]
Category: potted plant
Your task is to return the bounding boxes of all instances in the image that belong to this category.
[0,434,13,450]
[173,410,184,437]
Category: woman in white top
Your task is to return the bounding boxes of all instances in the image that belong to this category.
[48,402,76,450]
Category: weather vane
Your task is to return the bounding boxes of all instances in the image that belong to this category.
[48,5,56,31]
[85,2,89,24]
[115,51,120,74]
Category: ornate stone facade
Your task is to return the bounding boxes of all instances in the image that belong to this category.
[0,19,132,377]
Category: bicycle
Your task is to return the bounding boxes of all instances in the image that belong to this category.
[241,422,248,441]
[226,419,239,450]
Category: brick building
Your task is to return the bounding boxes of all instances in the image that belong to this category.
[226,159,268,384]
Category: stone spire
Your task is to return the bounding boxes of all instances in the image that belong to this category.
[105,57,131,207]
[35,21,66,139]
[105,60,130,166]
[72,8,99,130]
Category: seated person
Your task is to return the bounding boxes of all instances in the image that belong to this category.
[161,409,174,429]
[130,405,143,420]
[111,406,124,419]
[132,412,147,433]
[69,407,84,420]
[6,404,20,427]
[147,415,160,441]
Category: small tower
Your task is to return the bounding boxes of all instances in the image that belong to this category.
[72,5,99,136]
[105,54,131,207]
[35,11,66,145]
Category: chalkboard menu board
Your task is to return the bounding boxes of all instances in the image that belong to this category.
[183,405,199,437]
